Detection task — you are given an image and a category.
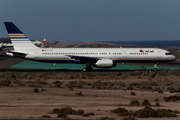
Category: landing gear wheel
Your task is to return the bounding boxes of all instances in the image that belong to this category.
[83,68,87,72]
[82,67,93,72]
[153,63,158,71]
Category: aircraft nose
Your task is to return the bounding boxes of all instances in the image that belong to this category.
[172,55,176,61]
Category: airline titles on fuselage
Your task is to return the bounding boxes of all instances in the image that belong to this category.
[140,49,154,53]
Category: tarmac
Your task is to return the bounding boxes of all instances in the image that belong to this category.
[10,60,180,70]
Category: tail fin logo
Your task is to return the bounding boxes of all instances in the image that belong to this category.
[5,22,28,39]
[4,22,23,34]
[4,22,39,50]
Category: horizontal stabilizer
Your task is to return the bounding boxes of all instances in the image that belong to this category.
[7,50,28,55]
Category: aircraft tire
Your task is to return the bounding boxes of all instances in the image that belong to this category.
[83,68,87,72]
[82,67,93,72]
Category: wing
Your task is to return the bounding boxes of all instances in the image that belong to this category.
[67,55,99,62]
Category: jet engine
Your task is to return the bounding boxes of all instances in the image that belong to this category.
[94,58,113,68]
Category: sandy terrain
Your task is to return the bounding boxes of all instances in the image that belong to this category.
[0,73,180,120]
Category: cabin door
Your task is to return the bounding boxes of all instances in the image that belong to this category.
[35,51,38,58]
[157,51,161,58]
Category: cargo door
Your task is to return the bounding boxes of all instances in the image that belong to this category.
[123,51,127,58]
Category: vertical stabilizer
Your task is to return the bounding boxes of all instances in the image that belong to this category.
[4,22,39,51]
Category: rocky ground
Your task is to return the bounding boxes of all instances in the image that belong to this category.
[0,71,180,119]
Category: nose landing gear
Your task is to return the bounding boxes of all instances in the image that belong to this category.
[153,62,158,71]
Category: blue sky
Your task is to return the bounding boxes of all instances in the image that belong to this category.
[0,0,180,41]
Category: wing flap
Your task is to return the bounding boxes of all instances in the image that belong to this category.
[67,55,99,61]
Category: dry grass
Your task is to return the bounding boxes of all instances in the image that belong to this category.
[129,100,140,106]
[52,106,95,118]
[112,107,130,116]
[112,107,178,118]
[141,99,151,106]
[164,95,180,102]
[133,107,177,118]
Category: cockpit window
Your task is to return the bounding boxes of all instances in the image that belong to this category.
[165,53,172,55]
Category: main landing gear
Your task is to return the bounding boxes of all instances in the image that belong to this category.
[153,62,158,71]
[82,62,93,72]
[82,67,93,72]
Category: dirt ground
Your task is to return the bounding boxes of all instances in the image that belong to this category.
[0,73,180,120]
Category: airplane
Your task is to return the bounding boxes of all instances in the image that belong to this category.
[32,38,46,45]
[0,42,13,50]
[4,22,176,71]
[0,42,13,48]
[0,42,3,50]
[32,40,42,46]
[32,39,46,48]
[0,38,46,50]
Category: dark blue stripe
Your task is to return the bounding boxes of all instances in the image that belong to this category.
[4,22,23,34]
[11,40,30,41]
[10,37,28,39]
[35,60,80,63]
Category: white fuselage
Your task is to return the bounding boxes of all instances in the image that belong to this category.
[8,47,176,63]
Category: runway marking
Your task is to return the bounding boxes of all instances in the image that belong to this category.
[0,58,11,63]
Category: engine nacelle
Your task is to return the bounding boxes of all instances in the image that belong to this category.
[94,58,113,68]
